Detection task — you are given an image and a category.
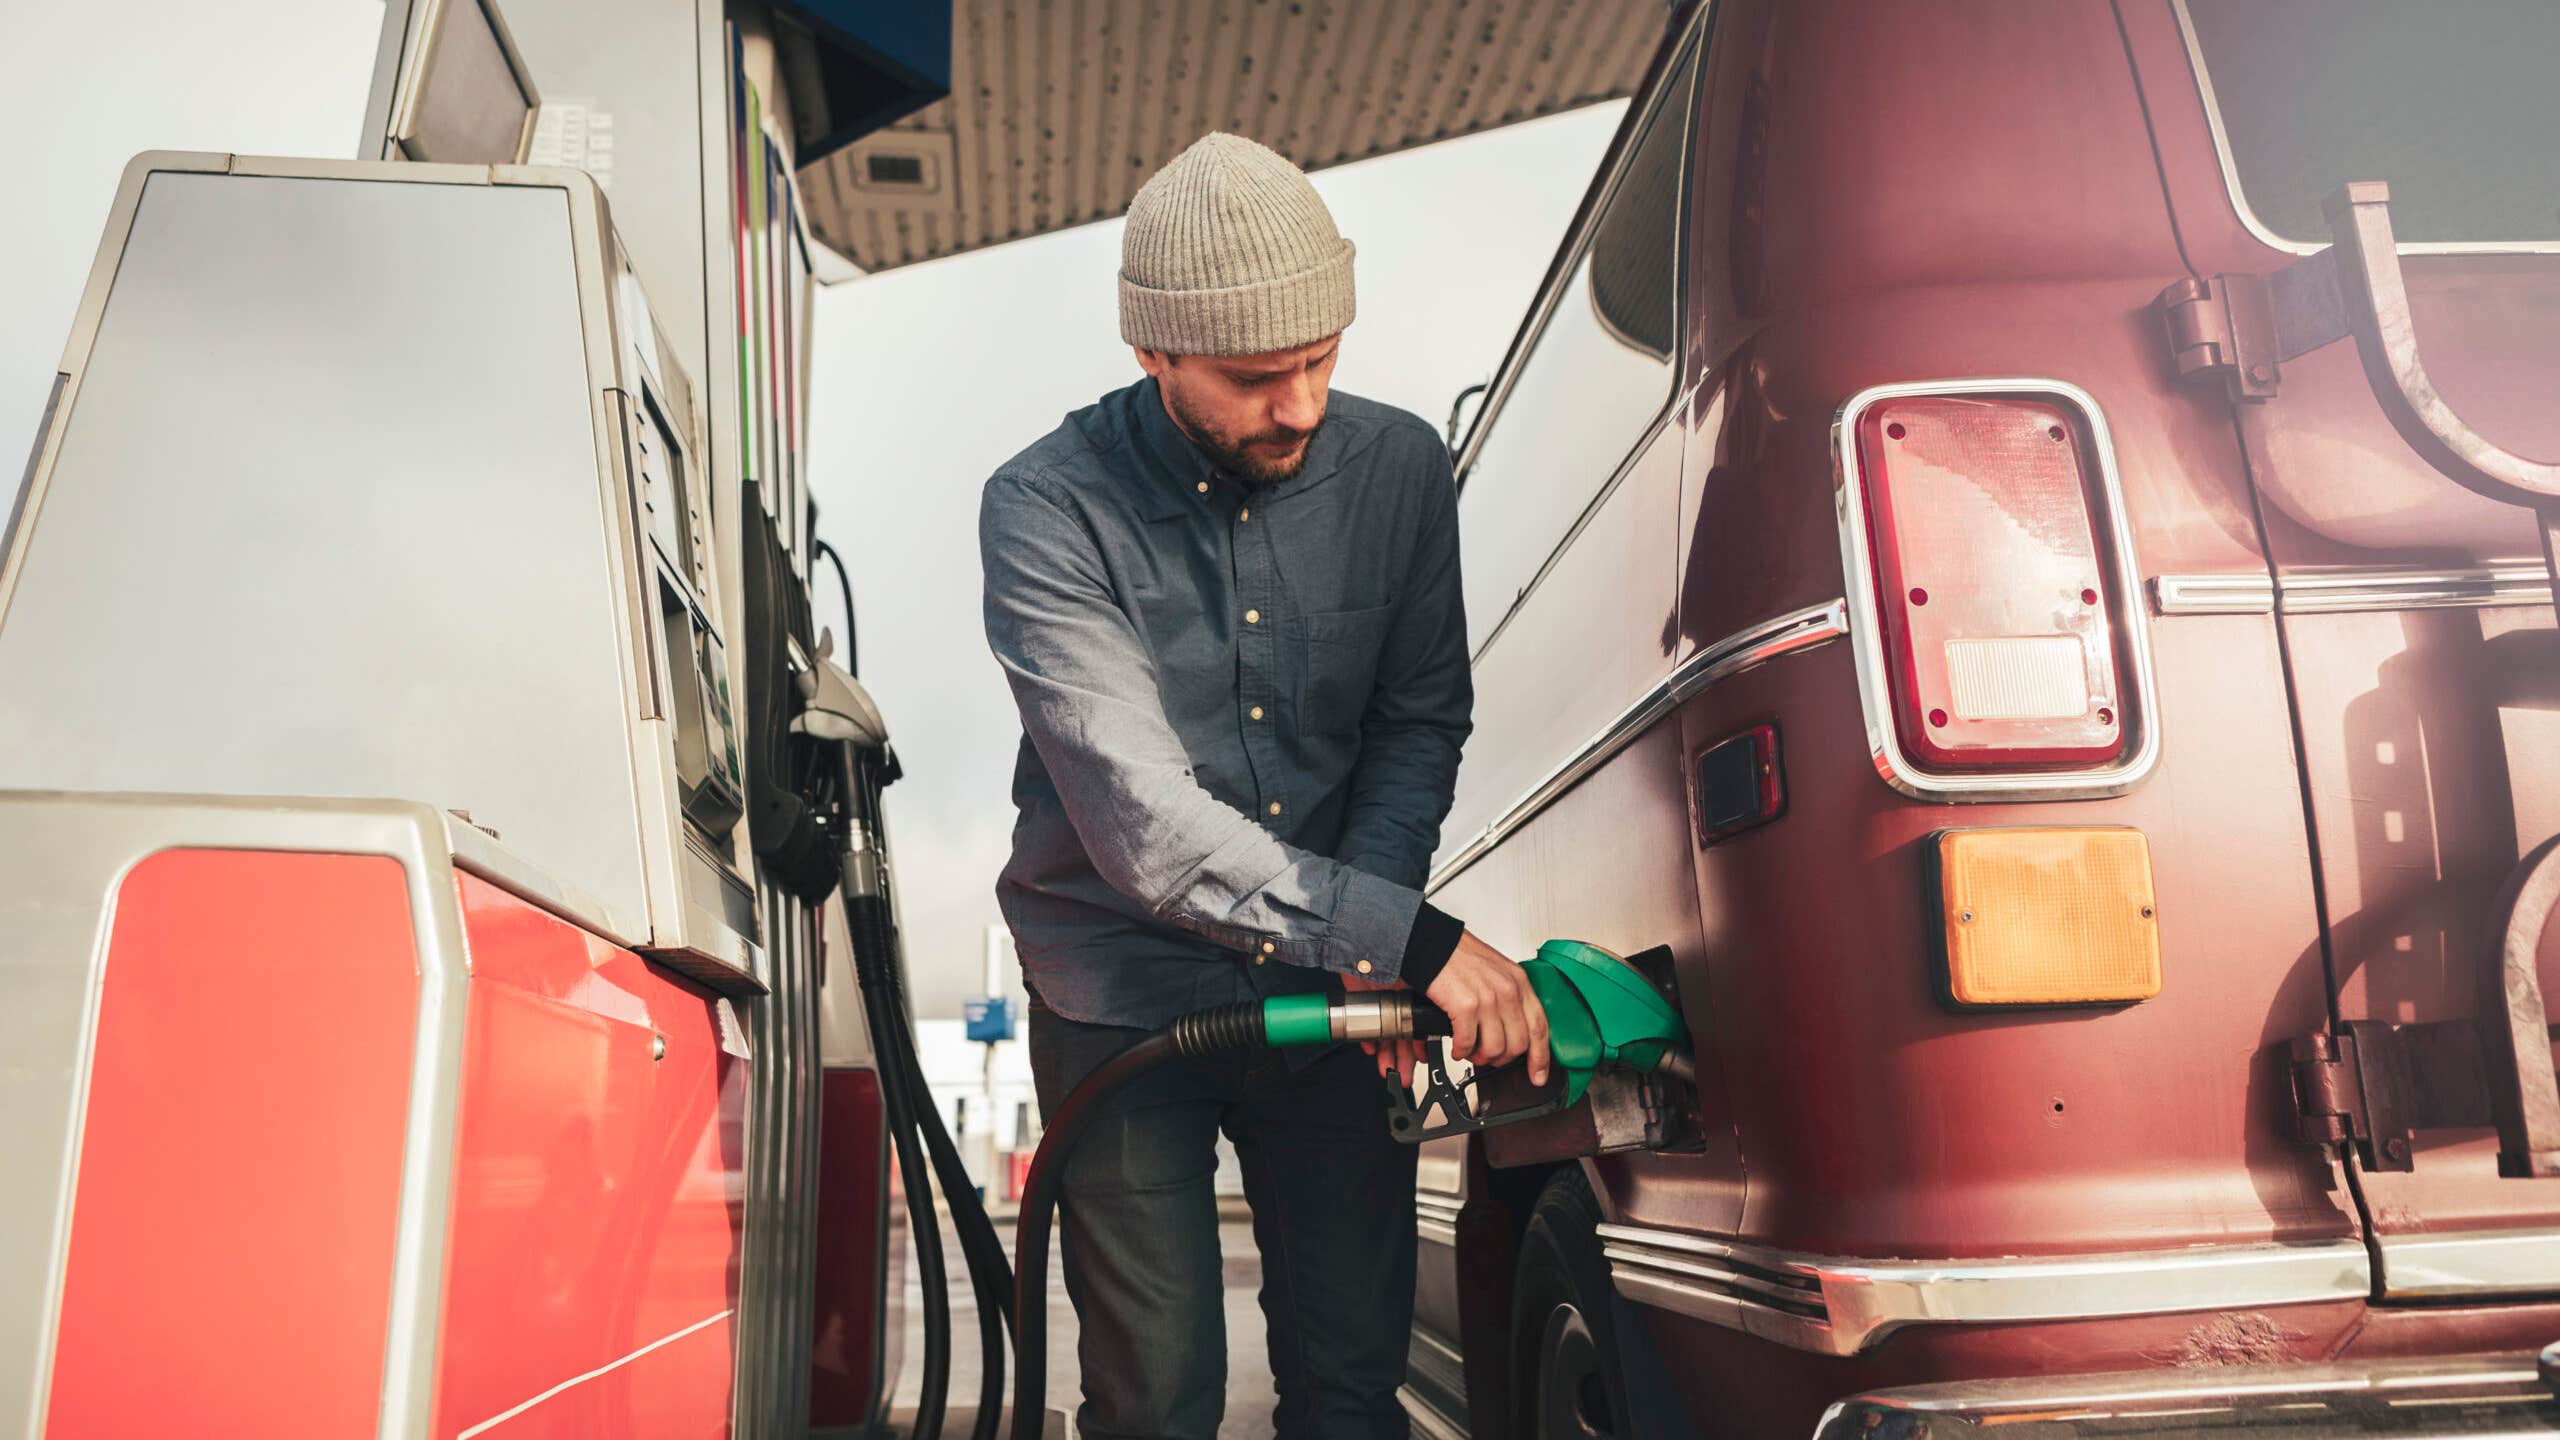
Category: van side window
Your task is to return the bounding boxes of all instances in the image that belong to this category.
[1458,44,1698,657]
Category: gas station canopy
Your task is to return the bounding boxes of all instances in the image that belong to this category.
[792,0,1675,273]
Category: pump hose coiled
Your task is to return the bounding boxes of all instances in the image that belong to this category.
[1007,994,1449,1440]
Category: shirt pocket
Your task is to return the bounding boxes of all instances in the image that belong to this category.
[1287,602,1396,736]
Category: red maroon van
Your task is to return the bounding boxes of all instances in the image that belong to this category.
[1404,2,2560,1435]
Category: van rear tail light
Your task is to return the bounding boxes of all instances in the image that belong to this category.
[1844,387,2147,783]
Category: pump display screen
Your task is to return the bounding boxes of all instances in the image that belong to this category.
[398,0,534,164]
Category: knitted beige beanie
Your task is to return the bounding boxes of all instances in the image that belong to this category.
[1119,132,1356,356]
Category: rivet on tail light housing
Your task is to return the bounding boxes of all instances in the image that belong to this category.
[1835,380,2159,799]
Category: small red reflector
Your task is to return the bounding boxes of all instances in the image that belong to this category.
[1695,723,1784,845]
[1856,396,2129,771]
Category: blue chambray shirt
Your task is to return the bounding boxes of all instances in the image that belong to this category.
[980,375,1473,1030]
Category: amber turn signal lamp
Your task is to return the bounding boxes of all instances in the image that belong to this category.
[1931,827,2160,1007]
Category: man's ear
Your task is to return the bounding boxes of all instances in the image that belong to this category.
[1133,345,1176,379]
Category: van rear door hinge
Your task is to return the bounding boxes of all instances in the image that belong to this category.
[2154,251,2355,403]
[2289,1020,2501,1173]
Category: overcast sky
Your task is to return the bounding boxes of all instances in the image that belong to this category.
[0,2,387,457]
[2,2,1619,1015]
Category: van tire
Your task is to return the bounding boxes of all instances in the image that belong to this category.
[1511,1168,1630,1440]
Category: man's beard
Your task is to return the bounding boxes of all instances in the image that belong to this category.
[1165,383,1321,487]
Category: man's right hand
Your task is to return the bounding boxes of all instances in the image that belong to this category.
[1424,931,1551,1088]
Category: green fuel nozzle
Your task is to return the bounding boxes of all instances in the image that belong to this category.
[1150,941,1695,1145]
[1382,940,1694,1143]
[1515,939,1692,1101]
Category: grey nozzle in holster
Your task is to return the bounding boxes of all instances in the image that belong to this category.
[792,653,891,748]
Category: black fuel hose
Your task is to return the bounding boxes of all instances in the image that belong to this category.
[853,926,949,1440]
[1008,995,1450,1440]
[866,895,1014,1434]
[840,747,1015,1440]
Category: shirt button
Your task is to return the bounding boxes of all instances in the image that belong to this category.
[1196,481,1208,493]
[1239,508,1250,521]
[1268,801,1282,815]
[1254,954,1267,966]
[1356,959,1374,975]
[1250,706,1265,720]
[1262,940,1276,955]
[1245,609,1260,624]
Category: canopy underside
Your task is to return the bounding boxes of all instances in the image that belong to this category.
[796,0,1672,273]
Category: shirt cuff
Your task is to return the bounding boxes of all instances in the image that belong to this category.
[1331,864,1423,981]
[1397,901,1465,993]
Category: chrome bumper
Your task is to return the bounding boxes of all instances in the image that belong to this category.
[1811,1351,2559,1437]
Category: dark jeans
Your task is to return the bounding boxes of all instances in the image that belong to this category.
[1028,1004,1419,1440]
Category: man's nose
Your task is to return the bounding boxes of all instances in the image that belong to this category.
[1271,373,1322,433]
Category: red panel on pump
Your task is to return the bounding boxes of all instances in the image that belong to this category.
[809,1066,889,1425]
[432,873,744,1438]
[1855,395,2131,770]
[49,849,419,1437]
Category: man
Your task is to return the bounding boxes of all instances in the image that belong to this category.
[979,131,1550,1438]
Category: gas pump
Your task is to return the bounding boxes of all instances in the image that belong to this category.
[0,143,773,1439]
[0,0,969,1435]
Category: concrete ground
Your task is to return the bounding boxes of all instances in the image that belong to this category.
[891,1207,1275,1440]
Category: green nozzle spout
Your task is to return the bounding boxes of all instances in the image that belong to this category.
[1520,940,1690,1105]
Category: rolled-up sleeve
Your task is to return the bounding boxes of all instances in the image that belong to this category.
[1330,440,1472,891]
[981,467,1426,980]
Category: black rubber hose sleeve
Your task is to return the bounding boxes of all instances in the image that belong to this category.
[1165,1001,1268,1057]
[1011,1033,1180,1440]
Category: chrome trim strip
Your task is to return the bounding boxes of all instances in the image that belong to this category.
[1598,1222,2371,1357]
[1601,1244,1828,1314]
[2281,563,2553,614]
[2378,1226,2560,1299]
[1426,599,1848,893]
[1833,378,2164,802]
[2152,572,2275,616]
[1414,1194,1466,1225]
[2169,0,2560,258]
[2150,565,2553,617]
[1415,1192,1465,1248]
[1667,599,1853,708]
[1813,1353,2550,1436]
[1410,1326,1466,1371]
[1398,1387,1470,1440]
